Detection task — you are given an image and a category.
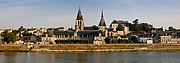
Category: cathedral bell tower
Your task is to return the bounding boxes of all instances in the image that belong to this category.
[98,9,108,37]
[98,9,107,32]
[75,7,84,32]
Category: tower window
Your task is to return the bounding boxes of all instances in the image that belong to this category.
[78,21,80,25]
[80,21,82,25]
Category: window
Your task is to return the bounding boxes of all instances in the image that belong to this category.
[80,21,82,25]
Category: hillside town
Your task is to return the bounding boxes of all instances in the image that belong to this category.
[1,8,180,45]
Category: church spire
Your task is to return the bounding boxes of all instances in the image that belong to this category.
[98,9,106,26]
[75,7,84,32]
[101,9,104,17]
[76,7,83,20]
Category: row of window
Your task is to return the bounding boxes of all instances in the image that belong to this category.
[56,35,94,38]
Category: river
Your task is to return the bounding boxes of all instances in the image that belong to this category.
[0,52,179,63]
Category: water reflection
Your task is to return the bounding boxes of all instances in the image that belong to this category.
[76,53,86,63]
[4,52,17,63]
[0,52,179,63]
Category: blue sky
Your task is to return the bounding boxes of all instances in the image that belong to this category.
[0,0,180,29]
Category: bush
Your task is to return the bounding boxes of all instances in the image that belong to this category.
[55,39,89,44]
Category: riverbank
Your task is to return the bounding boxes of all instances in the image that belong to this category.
[31,48,180,52]
[1,44,180,52]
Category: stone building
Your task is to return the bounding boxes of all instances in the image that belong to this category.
[108,20,130,38]
[42,8,107,44]
[160,35,180,44]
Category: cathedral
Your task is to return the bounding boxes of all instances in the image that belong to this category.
[41,8,108,44]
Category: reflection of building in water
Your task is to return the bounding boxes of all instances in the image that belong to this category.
[4,52,16,63]
[76,53,86,63]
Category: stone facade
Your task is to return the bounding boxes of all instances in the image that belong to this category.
[41,8,107,45]
[160,36,180,44]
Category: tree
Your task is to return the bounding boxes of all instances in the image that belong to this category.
[12,30,19,34]
[133,19,139,25]
[4,32,17,44]
[105,37,111,44]
[18,26,26,31]
[118,39,128,43]
[116,24,124,31]
[54,39,89,44]
[131,36,138,43]
[177,32,180,38]
[22,31,32,36]
[169,26,173,31]
[168,26,176,32]
[126,23,134,31]
[133,19,140,33]
[139,23,151,32]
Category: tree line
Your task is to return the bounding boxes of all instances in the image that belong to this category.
[1,26,32,44]
[55,39,89,44]
[116,19,152,33]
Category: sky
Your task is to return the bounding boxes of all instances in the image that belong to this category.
[0,0,180,29]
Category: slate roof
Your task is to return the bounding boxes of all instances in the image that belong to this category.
[109,20,128,27]
[98,10,106,26]
[77,30,99,36]
[76,8,83,20]
[150,27,163,31]
[53,30,74,35]
[108,28,113,31]
[84,26,98,30]
[42,31,54,37]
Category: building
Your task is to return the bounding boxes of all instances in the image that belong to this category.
[160,36,171,43]
[108,20,130,38]
[138,37,153,43]
[41,8,107,44]
[147,39,153,44]
[109,20,128,32]
[150,27,163,33]
[160,35,180,44]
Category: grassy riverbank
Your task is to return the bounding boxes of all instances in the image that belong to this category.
[0,50,30,52]
[31,48,180,52]
[1,44,180,52]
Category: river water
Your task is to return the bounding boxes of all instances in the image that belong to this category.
[0,52,179,63]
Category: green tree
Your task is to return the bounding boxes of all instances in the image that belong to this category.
[116,24,124,31]
[126,23,134,31]
[177,32,180,38]
[18,26,26,31]
[54,39,89,44]
[168,26,176,32]
[105,37,111,44]
[22,31,32,36]
[169,26,173,31]
[131,36,138,43]
[133,19,139,25]
[133,19,139,33]
[12,30,19,34]
[118,39,128,43]
[139,23,151,32]
[4,32,17,44]
[125,19,153,33]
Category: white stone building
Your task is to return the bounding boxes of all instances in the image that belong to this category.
[160,36,180,44]
[138,37,153,43]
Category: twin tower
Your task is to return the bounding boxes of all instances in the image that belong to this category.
[75,8,107,32]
